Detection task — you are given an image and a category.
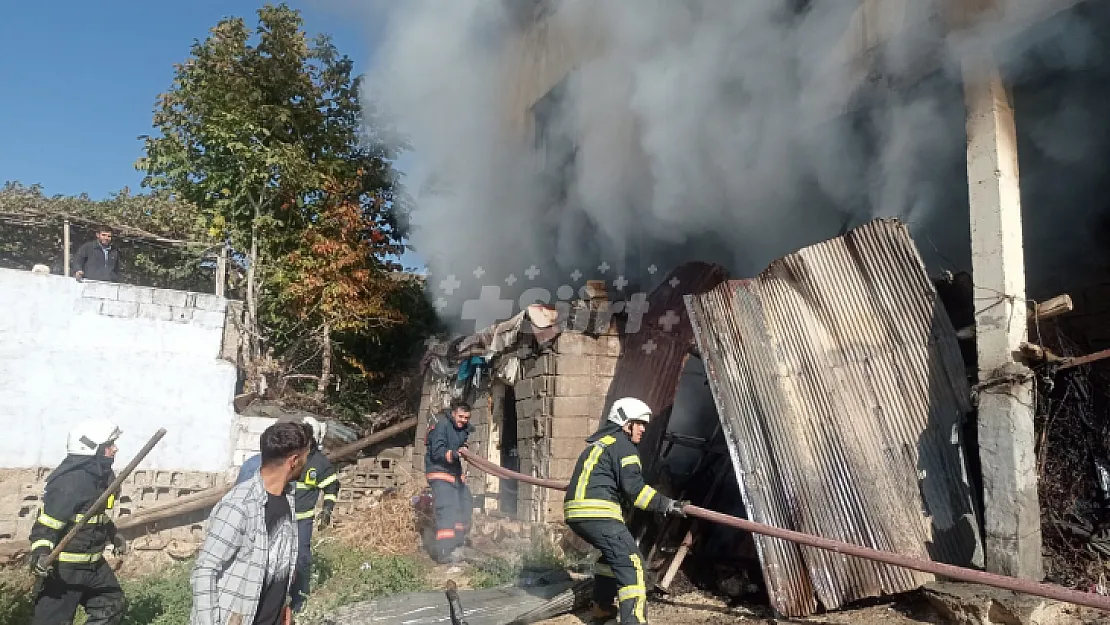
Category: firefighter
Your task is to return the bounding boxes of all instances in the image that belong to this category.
[290,416,339,613]
[563,397,687,625]
[28,418,128,625]
[424,399,474,563]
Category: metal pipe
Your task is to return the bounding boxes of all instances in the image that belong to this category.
[459,449,1110,612]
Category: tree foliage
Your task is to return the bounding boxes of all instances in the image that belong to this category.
[137,3,422,394]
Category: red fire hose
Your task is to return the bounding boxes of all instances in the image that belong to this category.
[459,449,1110,612]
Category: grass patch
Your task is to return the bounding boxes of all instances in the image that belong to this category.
[297,540,429,621]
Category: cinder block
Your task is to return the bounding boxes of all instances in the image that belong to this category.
[82,282,119,300]
[193,310,226,329]
[555,375,592,397]
[138,303,173,321]
[556,332,596,355]
[552,396,589,417]
[548,458,578,480]
[193,293,228,312]
[169,307,194,323]
[594,357,619,377]
[100,301,139,318]
[152,289,189,307]
[604,335,623,357]
[117,285,154,304]
[552,357,590,376]
[550,437,586,459]
[525,354,555,378]
[551,417,592,440]
[72,298,103,315]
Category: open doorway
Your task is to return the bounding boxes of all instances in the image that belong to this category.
[499,386,519,516]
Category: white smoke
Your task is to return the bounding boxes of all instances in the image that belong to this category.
[361,0,1106,331]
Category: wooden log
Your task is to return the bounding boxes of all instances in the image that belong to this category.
[1029,294,1073,323]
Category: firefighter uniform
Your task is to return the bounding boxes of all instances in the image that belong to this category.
[291,446,339,612]
[563,423,676,625]
[29,451,125,624]
[424,412,473,562]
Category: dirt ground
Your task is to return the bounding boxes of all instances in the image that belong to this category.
[537,591,942,625]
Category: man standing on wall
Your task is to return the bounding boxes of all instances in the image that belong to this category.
[191,421,310,625]
[563,397,687,625]
[28,418,128,625]
[424,399,474,564]
[289,416,339,613]
[72,226,121,282]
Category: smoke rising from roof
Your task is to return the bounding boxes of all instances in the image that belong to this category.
[364,0,1108,333]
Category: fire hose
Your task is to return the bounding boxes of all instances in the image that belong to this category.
[458,449,1110,613]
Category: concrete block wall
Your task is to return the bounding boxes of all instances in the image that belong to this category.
[0,467,222,546]
[0,268,239,472]
[515,331,621,523]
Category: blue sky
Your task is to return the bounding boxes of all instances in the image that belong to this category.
[0,0,424,270]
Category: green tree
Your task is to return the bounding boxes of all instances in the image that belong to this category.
[138,3,410,393]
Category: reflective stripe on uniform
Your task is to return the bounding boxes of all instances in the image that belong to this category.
[295,482,311,490]
[574,435,616,500]
[57,552,102,564]
[36,513,65,530]
[634,485,657,510]
[631,553,647,622]
[620,455,641,468]
[295,509,316,521]
[427,472,457,483]
[106,494,115,510]
[30,539,55,552]
[617,585,646,601]
[435,529,456,541]
[317,474,338,489]
[564,498,624,521]
[322,494,337,503]
[74,513,108,524]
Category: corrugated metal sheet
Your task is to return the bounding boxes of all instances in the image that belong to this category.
[686,219,982,617]
[603,262,729,475]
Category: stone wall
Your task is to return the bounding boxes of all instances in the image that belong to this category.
[0,268,239,472]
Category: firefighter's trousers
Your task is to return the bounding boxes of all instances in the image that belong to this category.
[291,517,314,612]
[567,519,649,625]
[33,560,125,625]
[429,476,473,561]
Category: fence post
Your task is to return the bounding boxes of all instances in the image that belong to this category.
[63,219,71,277]
[216,245,228,297]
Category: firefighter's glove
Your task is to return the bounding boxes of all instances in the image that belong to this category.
[29,554,52,578]
[665,499,689,518]
[112,535,130,556]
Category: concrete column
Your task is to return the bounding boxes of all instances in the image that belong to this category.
[963,58,1043,580]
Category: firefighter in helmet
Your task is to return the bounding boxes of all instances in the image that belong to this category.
[563,398,687,625]
[290,416,339,612]
[28,418,128,625]
[424,399,474,563]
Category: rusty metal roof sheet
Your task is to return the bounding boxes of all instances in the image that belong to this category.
[686,219,982,617]
[603,262,729,469]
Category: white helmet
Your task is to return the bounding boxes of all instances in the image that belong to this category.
[302,416,327,449]
[607,397,652,428]
[66,418,122,456]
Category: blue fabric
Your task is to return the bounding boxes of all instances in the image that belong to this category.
[235,454,262,486]
[456,356,487,382]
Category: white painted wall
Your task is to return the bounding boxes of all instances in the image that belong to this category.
[0,268,239,472]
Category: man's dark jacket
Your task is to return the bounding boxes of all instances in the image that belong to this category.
[424,412,471,478]
[72,241,120,282]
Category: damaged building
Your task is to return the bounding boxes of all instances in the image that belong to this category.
[403,0,1110,619]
